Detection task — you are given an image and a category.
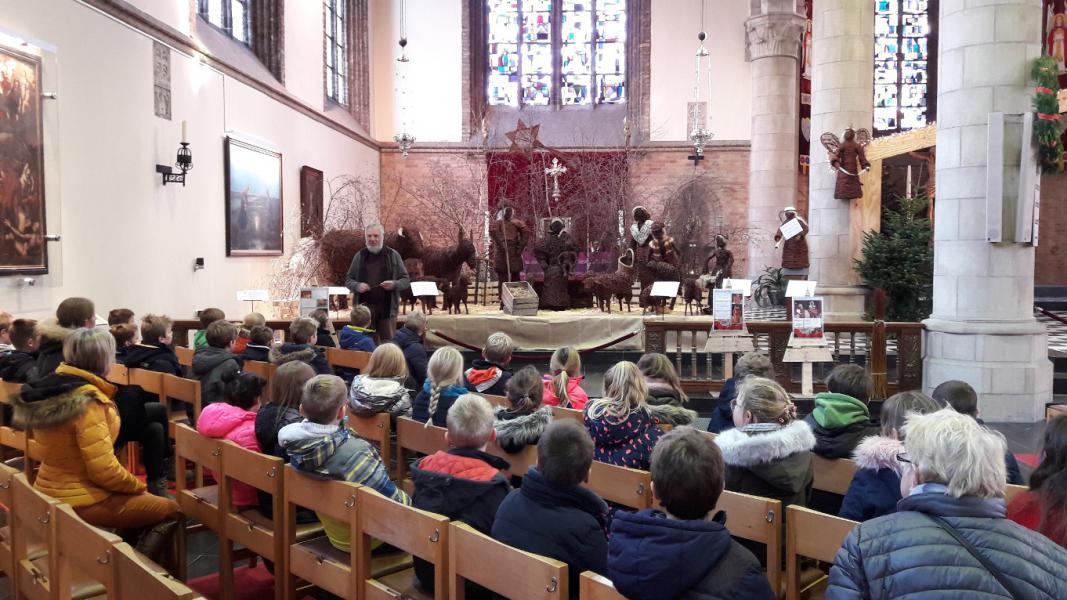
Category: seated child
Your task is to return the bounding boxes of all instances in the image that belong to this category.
[494,365,553,454]
[411,394,511,594]
[839,391,944,522]
[0,318,38,383]
[107,308,135,328]
[463,332,514,396]
[393,310,428,388]
[280,375,410,551]
[308,309,337,348]
[193,307,225,350]
[197,372,266,508]
[804,364,879,459]
[110,322,137,364]
[339,305,376,352]
[609,426,775,600]
[348,343,412,419]
[636,352,689,406]
[585,361,663,470]
[716,377,814,508]
[412,346,468,427]
[270,318,331,375]
[240,325,274,363]
[233,312,266,355]
[542,346,589,410]
[255,361,316,520]
[191,320,243,408]
[491,420,609,599]
[933,379,1025,485]
[708,352,773,434]
[124,314,183,376]
[0,311,13,355]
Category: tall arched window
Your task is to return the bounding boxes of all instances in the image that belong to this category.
[874,0,935,134]
[486,0,627,107]
[199,0,251,45]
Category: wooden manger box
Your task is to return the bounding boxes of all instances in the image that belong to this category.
[502,281,539,316]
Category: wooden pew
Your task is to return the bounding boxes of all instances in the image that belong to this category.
[162,375,202,434]
[811,455,859,496]
[485,441,539,479]
[1005,483,1028,504]
[395,417,448,491]
[243,360,273,403]
[785,505,858,600]
[714,490,783,594]
[54,504,118,599]
[175,346,193,369]
[356,486,449,600]
[347,411,392,478]
[482,394,510,408]
[106,363,129,386]
[12,472,59,600]
[448,522,569,600]
[584,461,653,511]
[579,572,624,600]
[0,463,19,595]
[326,347,371,373]
[173,424,224,584]
[113,544,200,599]
[550,406,584,423]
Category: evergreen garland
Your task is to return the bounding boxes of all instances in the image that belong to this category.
[1032,56,1064,174]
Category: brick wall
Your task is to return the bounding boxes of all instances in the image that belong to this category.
[1036,171,1067,285]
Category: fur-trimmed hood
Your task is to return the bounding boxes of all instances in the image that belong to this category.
[852,435,905,475]
[35,318,77,344]
[494,405,552,453]
[715,420,815,467]
[13,364,114,430]
[269,344,319,366]
[647,403,697,426]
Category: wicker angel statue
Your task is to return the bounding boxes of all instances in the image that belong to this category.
[821,127,872,200]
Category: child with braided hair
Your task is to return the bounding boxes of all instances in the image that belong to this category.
[494,365,553,454]
[412,346,467,428]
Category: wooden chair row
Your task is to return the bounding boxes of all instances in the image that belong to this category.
[0,463,199,600]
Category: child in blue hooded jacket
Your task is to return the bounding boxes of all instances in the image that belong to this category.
[609,426,774,600]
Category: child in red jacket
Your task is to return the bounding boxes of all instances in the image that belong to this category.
[1008,415,1067,547]
[197,371,266,508]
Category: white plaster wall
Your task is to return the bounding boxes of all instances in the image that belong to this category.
[284,0,325,109]
[125,0,192,36]
[650,0,752,141]
[0,0,380,320]
[370,0,463,143]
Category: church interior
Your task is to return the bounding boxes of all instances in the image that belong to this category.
[0,0,1066,598]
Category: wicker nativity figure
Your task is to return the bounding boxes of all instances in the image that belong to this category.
[534,218,580,311]
[628,206,655,292]
[821,127,872,200]
[489,202,530,303]
[704,234,734,290]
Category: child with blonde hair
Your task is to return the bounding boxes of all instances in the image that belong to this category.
[585,361,662,469]
[542,346,589,410]
[348,343,412,419]
[715,377,814,508]
[464,332,514,395]
[412,346,467,427]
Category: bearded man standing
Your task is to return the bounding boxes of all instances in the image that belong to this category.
[345,223,411,342]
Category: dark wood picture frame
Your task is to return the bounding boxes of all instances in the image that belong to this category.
[0,45,48,275]
[299,165,324,239]
[224,136,284,256]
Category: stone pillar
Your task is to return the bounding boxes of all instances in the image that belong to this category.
[745,1,805,278]
[923,0,1051,422]
[805,0,874,319]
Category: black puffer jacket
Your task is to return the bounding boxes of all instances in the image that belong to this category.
[827,490,1067,599]
[0,350,37,383]
[122,342,183,376]
[32,320,76,381]
[392,327,429,389]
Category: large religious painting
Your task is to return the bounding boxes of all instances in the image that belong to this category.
[224,137,283,256]
[299,166,324,239]
[0,45,47,275]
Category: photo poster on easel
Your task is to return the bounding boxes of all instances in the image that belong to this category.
[299,287,329,316]
[712,289,745,331]
[791,296,825,339]
[723,279,753,297]
[327,287,350,312]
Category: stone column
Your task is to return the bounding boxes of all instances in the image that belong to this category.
[805,0,874,319]
[923,0,1051,422]
[745,0,805,278]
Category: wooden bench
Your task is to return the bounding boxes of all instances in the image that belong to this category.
[482,394,510,409]
[175,346,193,369]
[173,424,223,583]
[448,522,568,600]
[12,472,60,600]
[785,505,858,600]
[0,463,18,593]
[55,503,118,599]
[811,455,859,496]
[1047,403,1067,421]
[579,571,624,600]
[347,411,393,478]
[550,406,584,423]
[395,417,448,491]
[162,375,202,435]
[714,490,783,594]
[356,486,448,600]
[106,363,129,386]
[485,441,539,479]
[113,543,200,599]
[243,360,274,403]
[1005,483,1028,504]
[326,347,371,372]
[585,461,653,511]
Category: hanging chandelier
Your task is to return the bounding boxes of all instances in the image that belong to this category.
[393,0,415,157]
[688,1,714,162]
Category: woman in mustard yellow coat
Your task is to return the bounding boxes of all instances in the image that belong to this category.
[13,328,180,532]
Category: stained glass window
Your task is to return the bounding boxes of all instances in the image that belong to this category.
[487,0,626,107]
[199,0,251,45]
[874,0,930,133]
[325,0,349,107]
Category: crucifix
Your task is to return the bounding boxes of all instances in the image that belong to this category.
[545,157,567,202]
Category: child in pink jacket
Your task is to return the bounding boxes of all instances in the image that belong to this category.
[542,347,590,410]
[197,371,266,508]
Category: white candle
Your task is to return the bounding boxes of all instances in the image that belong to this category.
[906,165,912,199]
[181,120,188,144]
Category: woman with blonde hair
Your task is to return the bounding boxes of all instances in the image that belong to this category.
[585,361,663,469]
[348,343,413,419]
[15,327,180,564]
[715,377,815,508]
[542,346,589,410]
[412,346,467,427]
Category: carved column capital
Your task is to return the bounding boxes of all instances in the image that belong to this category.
[745,12,806,62]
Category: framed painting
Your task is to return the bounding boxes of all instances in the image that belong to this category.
[224,136,283,256]
[0,45,47,274]
[299,165,323,239]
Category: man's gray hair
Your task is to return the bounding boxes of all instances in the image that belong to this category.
[905,408,1007,499]
[364,223,385,235]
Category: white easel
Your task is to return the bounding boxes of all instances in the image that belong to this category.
[704,328,755,379]
[782,333,833,396]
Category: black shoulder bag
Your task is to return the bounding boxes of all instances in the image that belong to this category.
[925,514,1026,599]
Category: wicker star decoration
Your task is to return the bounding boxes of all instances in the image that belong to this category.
[505,119,544,154]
